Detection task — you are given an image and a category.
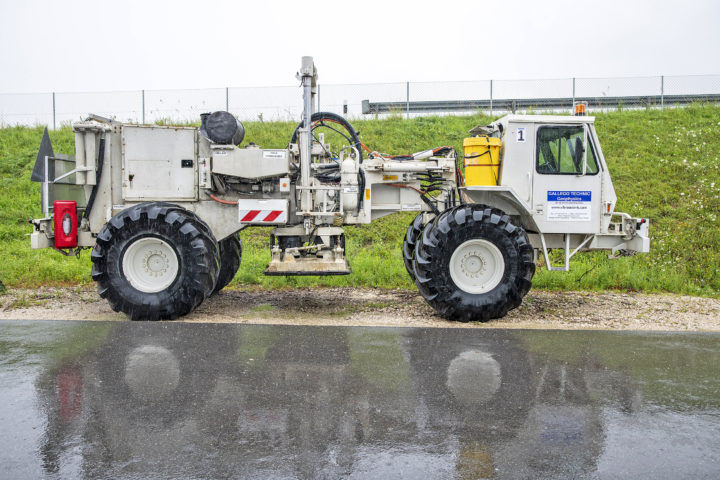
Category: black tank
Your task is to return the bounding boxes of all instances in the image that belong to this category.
[200,111,245,145]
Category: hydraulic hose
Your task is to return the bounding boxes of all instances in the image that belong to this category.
[82,136,105,221]
[290,112,364,163]
[357,168,366,215]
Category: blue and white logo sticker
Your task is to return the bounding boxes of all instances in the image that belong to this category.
[547,190,592,221]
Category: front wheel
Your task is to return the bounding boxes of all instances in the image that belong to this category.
[91,203,219,320]
[413,205,535,322]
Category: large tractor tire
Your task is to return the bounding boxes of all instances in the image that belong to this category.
[402,213,428,282]
[212,233,242,294]
[91,203,220,320]
[413,205,535,322]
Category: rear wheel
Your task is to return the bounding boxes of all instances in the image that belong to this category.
[413,205,535,322]
[402,213,429,282]
[212,233,242,294]
[91,203,219,320]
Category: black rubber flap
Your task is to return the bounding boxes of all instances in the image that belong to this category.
[31,127,54,182]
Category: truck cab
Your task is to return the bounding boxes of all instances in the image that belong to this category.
[460,113,648,273]
[495,115,616,235]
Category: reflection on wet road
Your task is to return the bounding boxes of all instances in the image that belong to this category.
[1,321,719,479]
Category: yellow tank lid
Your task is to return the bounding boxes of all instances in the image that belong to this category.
[463,136,501,147]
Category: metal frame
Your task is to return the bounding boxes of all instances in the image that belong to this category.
[42,155,91,215]
[538,233,595,271]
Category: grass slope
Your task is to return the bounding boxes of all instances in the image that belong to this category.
[1,105,718,297]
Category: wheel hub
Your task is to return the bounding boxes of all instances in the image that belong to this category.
[122,237,179,293]
[144,250,170,275]
[460,251,487,277]
[449,239,505,294]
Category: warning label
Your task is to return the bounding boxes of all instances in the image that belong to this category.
[547,190,592,221]
[263,150,286,159]
[401,204,422,211]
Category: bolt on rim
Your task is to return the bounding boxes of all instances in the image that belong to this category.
[449,239,505,294]
[122,237,179,293]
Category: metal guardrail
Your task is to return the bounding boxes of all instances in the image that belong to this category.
[361,94,720,114]
[3,75,720,128]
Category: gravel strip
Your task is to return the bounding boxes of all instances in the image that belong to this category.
[1,286,719,331]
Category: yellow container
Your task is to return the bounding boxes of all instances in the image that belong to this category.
[463,136,502,186]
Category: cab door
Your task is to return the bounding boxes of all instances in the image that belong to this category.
[531,123,602,234]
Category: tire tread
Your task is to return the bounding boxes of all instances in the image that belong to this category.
[91,202,219,320]
[413,204,535,322]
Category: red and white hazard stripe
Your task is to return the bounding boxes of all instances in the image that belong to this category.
[239,209,287,223]
[237,199,288,224]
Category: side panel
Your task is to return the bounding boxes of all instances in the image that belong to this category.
[122,126,197,201]
[211,148,289,180]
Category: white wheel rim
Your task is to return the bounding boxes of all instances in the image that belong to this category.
[449,239,505,294]
[122,237,179,293]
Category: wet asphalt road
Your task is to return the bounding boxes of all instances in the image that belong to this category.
[1,321,719,479]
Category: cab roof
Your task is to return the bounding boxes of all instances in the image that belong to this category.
[498,114,595,124]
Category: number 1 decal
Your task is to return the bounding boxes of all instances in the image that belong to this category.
[516,127,526,142]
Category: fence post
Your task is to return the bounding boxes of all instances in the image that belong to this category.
[141,90,145,124]
[661,76,664,110]
[489,80,493,116]
[317,84,321,112]
[572,77,576,106]
[52,92,56,130]
[406,81,410,119]
[226,87,229,111]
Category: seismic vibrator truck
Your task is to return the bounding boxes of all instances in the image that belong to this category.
[28,57,649,321]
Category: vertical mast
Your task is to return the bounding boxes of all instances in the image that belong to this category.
[297,56,317,213]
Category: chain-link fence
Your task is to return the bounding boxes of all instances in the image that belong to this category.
[2,75,719,128]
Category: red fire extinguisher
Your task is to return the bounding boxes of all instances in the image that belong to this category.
[54,200,78,248]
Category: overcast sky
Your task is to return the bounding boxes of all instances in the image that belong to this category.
[1,0,719,94]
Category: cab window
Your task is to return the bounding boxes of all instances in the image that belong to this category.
[536,125,599,175]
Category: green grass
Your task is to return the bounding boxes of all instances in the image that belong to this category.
[1,105,719,297]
